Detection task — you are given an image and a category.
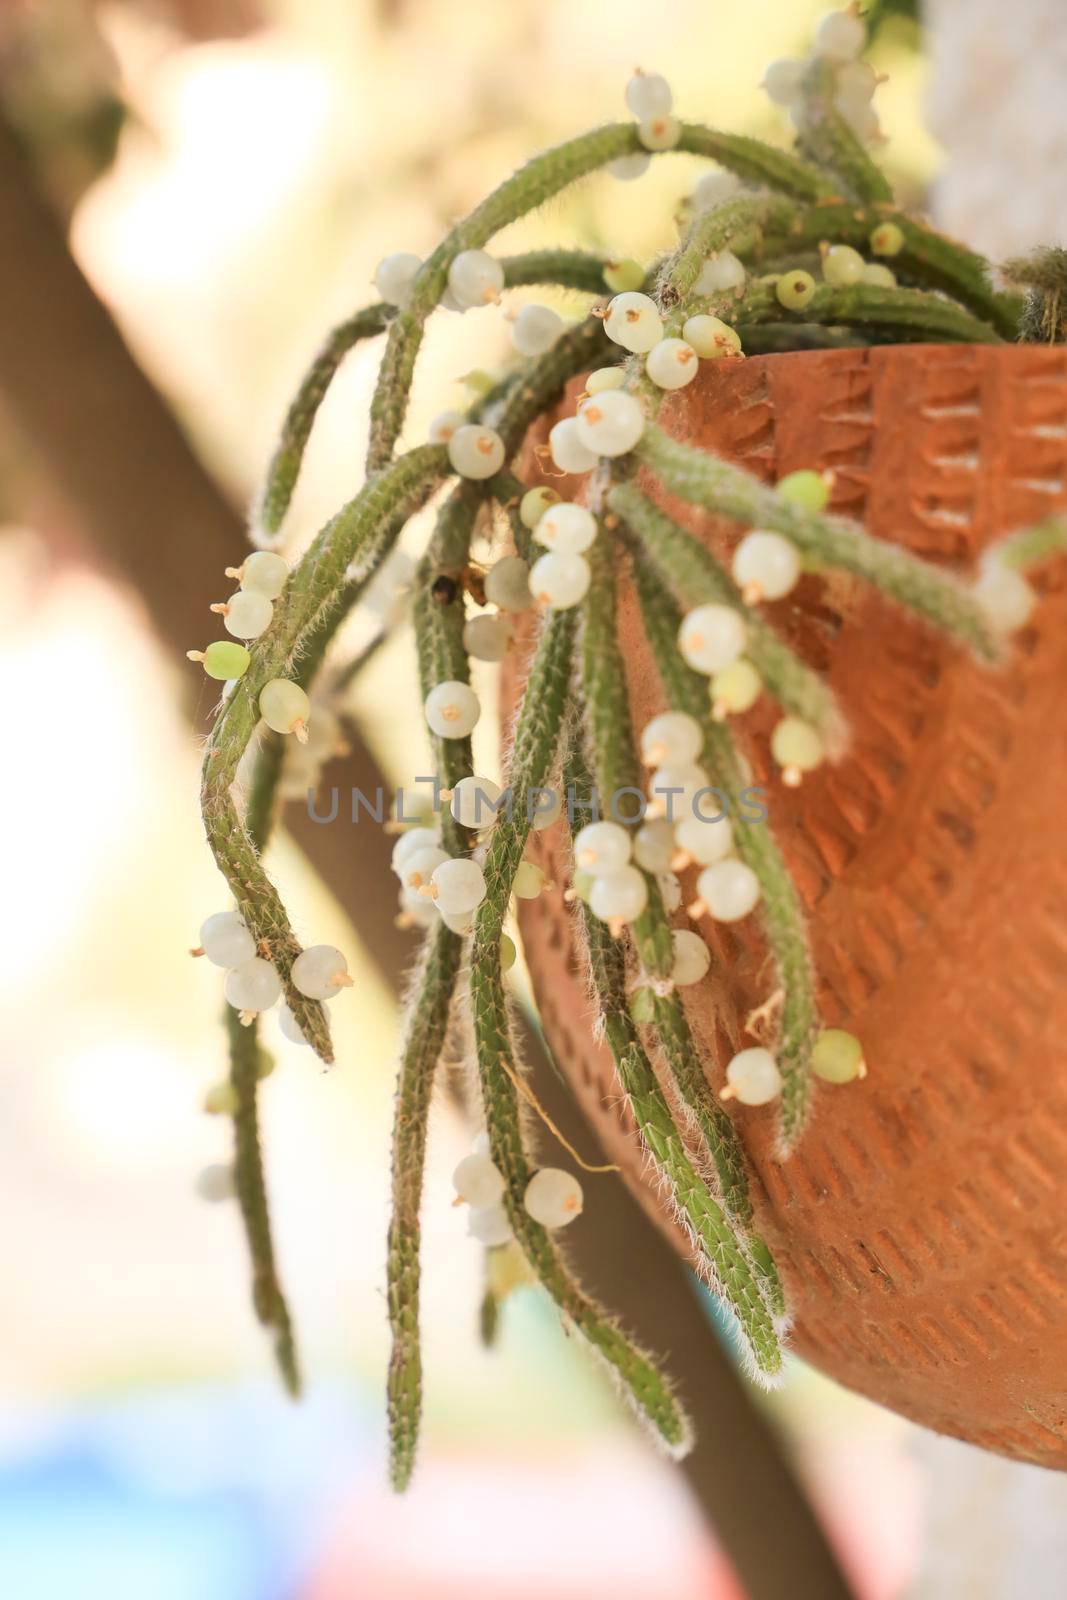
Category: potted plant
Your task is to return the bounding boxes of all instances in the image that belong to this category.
[187,6,1067,1484]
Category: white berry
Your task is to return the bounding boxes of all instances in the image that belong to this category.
[428,409,464,443]
[484,555,532,612]
[220,590,272,639]
[574,820,632,873]
[724,1046,782,1106]
[373,251,421,307]
[292,944,350,1000]
[238,551,288,599]
[534,502,597,554]
[424,680,481,739]
[638,115,681,152]
[548,417,598,474]
[468,1204,513,1246]
[625,71,672,119]
[733,531,801,602]
[403,845,449,890]
[608,151,651,182]
[697,858,761,922]
[679,604,747,674]
[692,170,741,211]
[529,551,591,609]
[199,910,255,969]
[646,337,699,390]
[671,929,712,987]
[694,251,746,295]
[431,857,487,915]
[453,1151,506,1208]
[641,711,702,767]
[813,9,866,63]
[574,391,645,457]
[590,865,648,925]
[604,292,663,354]
[511,303,564,356]
[763,58,805,105]
[391,827,440,876]
[278,1002,311,1046]
[196,1163,236,1202]
[448,423,505,480]
[224,957,281,1015]
[633,817,676,873]
[524,1167,584,1229]
[448,248,504,309]
[463,612,511,662]
[450,775,504,829]
[675,812,734,866]
[974,555,1036,634]
[648,762,709,813]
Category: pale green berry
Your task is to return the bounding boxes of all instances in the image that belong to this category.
[570,869,594,903]
[776,269,817,311]
[500,933,517,972]
[484,555,532,613]
[215,589,272,640]
[519,485,560,529]
[628,986,656,1023]
[260,679,311,739]
[602,259,645,294]
[870,221,905,257]
[233,550,288,599]
[771,717,824,784]
[189,640,251,680]
[681,315,741,359]
[811,1028,866,1083]
[513,860,548,899]
[204,1081,240,1115]
[862,263,897,288]
[821,244,866,286]
[711,659,762,717]
[777,468,830,511]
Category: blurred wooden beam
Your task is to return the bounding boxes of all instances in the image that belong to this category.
[0,107,414,984]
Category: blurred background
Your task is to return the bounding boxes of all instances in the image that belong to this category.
[2,1,1066,1596]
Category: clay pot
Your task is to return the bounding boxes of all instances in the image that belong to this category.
[510,344,1067,1469]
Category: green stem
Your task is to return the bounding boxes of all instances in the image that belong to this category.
[726,279,1002,346]
[579,534,771,1228]
[795,58,894,205]
[631,556,818,1150]
[469,611,691,1450]
[387,920,464,1490]
[367,124,643,469]
[676,124,837,202]
[610,483,842,741]
[634,424,999,659]
[564,734,784,1371]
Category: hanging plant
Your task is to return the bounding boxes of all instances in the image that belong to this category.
[187,8,1066,1482]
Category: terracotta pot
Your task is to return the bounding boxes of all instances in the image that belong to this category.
[509,344,1067,1469]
